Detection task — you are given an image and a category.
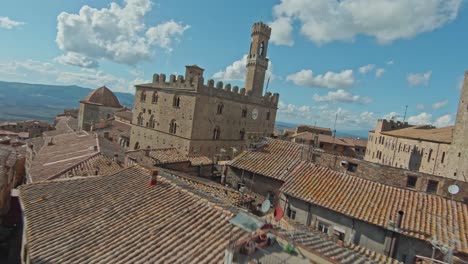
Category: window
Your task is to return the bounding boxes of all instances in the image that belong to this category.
[441,152,446,163]
[217,104,224,115]
[406,176,417,188]
[173,95,180,108]
[318,221,329,234]
[333,229,345,241]
[458,152,461,157]
[241,108,247,118]
[137,113,143,126]
[427,180,439,193]
[149,115,155,129]
[152,92,159,104]
[169,119,177,134]
[259,41,265,56]
[347,162,358,173]
[140,91,146,102]
[240,129,246,140]
[286,207,296,220]
[213,126,221,140]
[266,111,271,120]
[427,149,433,162]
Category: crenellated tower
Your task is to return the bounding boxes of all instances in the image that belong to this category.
[245,22,271,97]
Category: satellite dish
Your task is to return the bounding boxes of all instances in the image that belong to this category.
[274,206,284,221]
[448,184,460,195]
[261,199,271,213]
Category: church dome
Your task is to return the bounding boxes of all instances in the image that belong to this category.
[81,86,122,108]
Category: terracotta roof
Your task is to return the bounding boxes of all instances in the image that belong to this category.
[229,138,310,181]
[114,108,133,122]
[19,166,247,263]
[50,153,122,180]
[340,138,368,148]
[44,116,78,136]
[28,132,99,182]
[280,161,468,254]
[381,125,453,144]
[18,132,29,138]
[81,86,122,108]
[0,130,18,137]
[187,155,213,166]
[128,148,190,165]
[317,134,353,147]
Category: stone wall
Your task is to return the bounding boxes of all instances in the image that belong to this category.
[78,103,119,131]
[316,151,468,202]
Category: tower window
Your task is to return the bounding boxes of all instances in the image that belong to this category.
[140,91,146,102]
[441,152,446,163]
[240,129,246,140]
[213,126,221,140]
[149,115,155,129]
[427,149,433,162]
[259,41,265,56]
[266,111,271,120]
[217,104,224,115]
[173,95,180,108]
[169,119,177,134]
[137,113,144,126]
[152,92,159,104]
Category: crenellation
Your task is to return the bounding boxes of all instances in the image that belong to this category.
[170,74,176,83]
[159,74,166,83]
[233,86,239,93]
[153,74,159,83]
[224,84,231,92]
[177,75,184,83]
[207,79,214,88]
[240,88,246,96]
[216,81,223,89]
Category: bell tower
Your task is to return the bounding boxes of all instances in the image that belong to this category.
[448,70,468,180]
[245,22,271,97]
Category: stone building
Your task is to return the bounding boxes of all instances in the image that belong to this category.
[78,86,123,131]
[365,71,468,182]
[0,120,52,138]
[129,22,279,159]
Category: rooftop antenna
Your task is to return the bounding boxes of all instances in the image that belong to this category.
[403,105,408,122]
[331,112,338,153]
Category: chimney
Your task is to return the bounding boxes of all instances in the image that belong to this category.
[47,138,54,146]
[395,210,404,229]
[144,148,150,157]
[94,166,100,175]
[149,169,158,186]
[389,211,404,259]
[113,154,118,162]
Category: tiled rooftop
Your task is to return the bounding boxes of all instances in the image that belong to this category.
[381,125,454,144]
[187,155,213,166]
[19,166,248,263]
[280,161,468,254]
[229,138,311,181]
[50,153,122,180]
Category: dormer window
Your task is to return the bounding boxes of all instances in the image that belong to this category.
[266,111,271,120]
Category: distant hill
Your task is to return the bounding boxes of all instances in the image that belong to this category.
[275,120,369,139]
[0,81,134,122]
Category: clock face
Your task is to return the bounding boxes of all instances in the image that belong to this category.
[252,108,258,120]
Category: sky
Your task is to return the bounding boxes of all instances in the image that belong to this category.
[0,0,467,132]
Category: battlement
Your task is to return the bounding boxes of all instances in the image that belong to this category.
[146,72,279,107]
[151,73,202,90]
[251,22,271,37]
[375,119,412,133]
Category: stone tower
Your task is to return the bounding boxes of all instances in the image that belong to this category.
[245,22,271,97]
[448,70,468,180]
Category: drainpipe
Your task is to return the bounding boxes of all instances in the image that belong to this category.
[389,211,404,259]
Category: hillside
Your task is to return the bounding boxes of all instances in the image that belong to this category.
[0,81,134,122]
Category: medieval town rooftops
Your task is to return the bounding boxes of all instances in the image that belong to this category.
[28,132,122,182]
[229,138,310,181]
[19,166,248,263]
[80,86,123,108]
[341,138,368,148]
[296,125,332,134]
[381,125,454,144]
[127,148,213,167]
[280,161,468,254]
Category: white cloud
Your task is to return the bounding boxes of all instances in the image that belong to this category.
[387,60,395,65]
[55,52,99,68]
[212,55,273,82]
[287,69,354,89]
[0,60,142,93]
[269,17,294,46]
[375,68,385,77]
[271,0,461,46]
[407,71,432,86]
[313,89,371,104]
[0,16,24,29]
[56,0,189,66]
[383,112,401,121]
[416,104,425,110]
[359,64,375,74]
[433,114,453,127]
[431,99,448,110]
[408,112,432,125]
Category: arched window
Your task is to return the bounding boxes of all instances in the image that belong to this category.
[169,119,177,134]
[140,91,146,102]
[240,129,246,140]
[259,41,265,56]
[134,142,140,150]
[137,113,144,126]
[213,126,220,140]
[241,108,247,118]
[149,115,155,129]
[173,95,180,108]
[217,104,224,115]
[152,92,159,104]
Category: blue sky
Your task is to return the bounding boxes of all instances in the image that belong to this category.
[0,0,467,132]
